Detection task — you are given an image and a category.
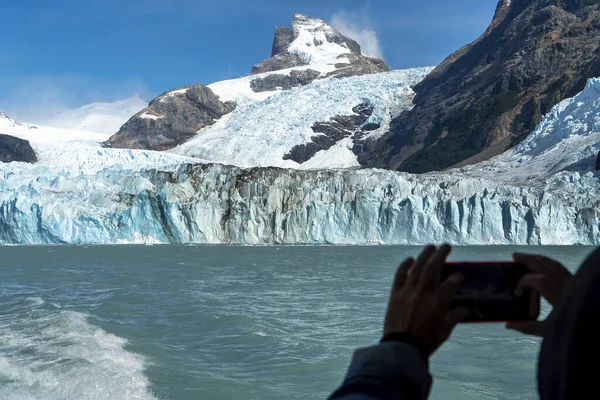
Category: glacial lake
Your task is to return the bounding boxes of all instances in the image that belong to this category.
[0,245,593,399]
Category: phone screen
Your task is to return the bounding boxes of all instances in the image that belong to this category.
[441,262,540,323]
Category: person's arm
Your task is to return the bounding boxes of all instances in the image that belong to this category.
[329,334,431,400]
[329,245,468,400]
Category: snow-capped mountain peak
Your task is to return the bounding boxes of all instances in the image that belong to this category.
[0,112,19,126]
[250,14,387,78]
[286,14,359,63]
[44,94,147,134]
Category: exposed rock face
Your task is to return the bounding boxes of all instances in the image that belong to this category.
[251,53,309,75]
[284,103,375,163]
[272,26,295,56]
[104,85,235,151]
[326,54,390,79]
[0,134,37,163]
[358,0,600,173]
[249,14,389,90]
[250,69,321,92]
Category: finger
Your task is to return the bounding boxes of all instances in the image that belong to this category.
[407,245,436,287]
[517,273,561,304]
[532,255,572,281]
[506,321,545,337]
[418,244,452,290]
[446,307,470,329]
[513,254,571,283]
[441,308,470,342]
[392,258,414,290]
[438,273,464,305]
[513,253,545,273]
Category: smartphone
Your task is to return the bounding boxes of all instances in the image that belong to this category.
[440,262,540,323]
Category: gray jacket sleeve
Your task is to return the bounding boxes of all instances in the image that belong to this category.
[329,342,432,400]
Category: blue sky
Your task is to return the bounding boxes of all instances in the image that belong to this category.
[0,0,499,121]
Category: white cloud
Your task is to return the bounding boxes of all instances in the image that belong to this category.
[330,10,383,59]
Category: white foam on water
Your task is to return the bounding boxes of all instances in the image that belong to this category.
[0,301,156,400]
[25,297,45,306]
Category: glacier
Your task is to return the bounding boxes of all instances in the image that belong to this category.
[0,161,597,245]
[0,75,599,245]
[174,68,432,169]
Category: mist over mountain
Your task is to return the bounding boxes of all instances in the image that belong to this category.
[45,95,147,134]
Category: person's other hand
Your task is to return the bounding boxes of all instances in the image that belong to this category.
[384,244,469,358]
[506,253,573,337]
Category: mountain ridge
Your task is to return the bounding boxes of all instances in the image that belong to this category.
[104,14,389,152]
[356,0,600,172]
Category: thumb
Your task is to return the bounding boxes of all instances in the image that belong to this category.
[442,307,470,340]
[447,307,470,327]
[506,321,545,337]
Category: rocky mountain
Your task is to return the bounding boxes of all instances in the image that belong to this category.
[172,68,431,169]
[104,14,390,152]
[249,14,389,91]
[104,85,235,151]
[357,0,600,172]
[0,133,37,163]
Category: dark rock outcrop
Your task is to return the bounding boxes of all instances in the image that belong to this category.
[0,134,37,163]
[250,14,389,90]
[250,69,321,92]
[358,0,600,173]
[272,26,295,56]
[251,53,309,75]
[104,85,236,151]
[284,103,375,164]
[326,54,390,79]
[596,151,600,171]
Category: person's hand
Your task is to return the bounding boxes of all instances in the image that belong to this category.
[506,253,573,337]
[384,244,469,358]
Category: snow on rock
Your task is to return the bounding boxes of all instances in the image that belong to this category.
[139,112,163,120]
[175,68,432,169]
[0,112,18,125]
[208,63,350,103]
[208,74,282,103]
[213,14,388,103]
[287,14,353,67]
[463,77,600,184]
[159,88,189,101]
[298,138,360,170]
[44,95,147,134]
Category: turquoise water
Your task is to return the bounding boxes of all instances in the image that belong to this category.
[0,246,594,399]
